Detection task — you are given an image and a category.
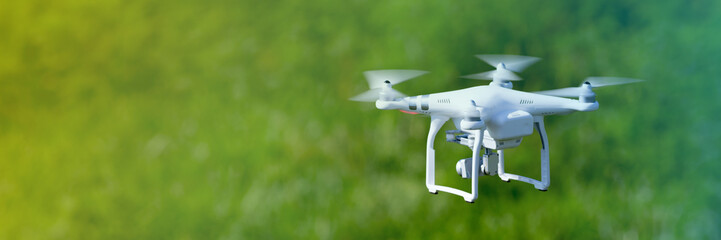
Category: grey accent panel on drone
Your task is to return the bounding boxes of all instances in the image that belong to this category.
[408,96,417,110]
[582,95,596,103]
[421,95,430,110]
[535,122,546,150]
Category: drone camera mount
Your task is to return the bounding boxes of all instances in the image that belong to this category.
[482,149,498,176]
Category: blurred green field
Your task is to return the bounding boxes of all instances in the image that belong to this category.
[1,0,720,239]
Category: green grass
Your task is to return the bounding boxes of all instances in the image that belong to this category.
[1,0,720,239]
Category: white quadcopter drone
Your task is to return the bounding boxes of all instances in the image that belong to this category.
[350,55,642,203]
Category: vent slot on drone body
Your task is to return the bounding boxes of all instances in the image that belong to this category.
[437,98,451,104]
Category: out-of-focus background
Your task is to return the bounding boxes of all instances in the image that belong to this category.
[1,0,719,239]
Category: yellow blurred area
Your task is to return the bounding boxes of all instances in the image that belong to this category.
[0,0,720,239]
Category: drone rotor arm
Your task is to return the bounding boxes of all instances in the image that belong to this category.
[533,87,582,97]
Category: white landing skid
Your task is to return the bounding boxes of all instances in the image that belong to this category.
[425,116,550,203]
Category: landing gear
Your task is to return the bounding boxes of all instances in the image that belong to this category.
[496,116,551,191]
[425,115,552,202]
[426,116,483,203]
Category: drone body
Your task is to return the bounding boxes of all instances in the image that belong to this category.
[351,55,642,203]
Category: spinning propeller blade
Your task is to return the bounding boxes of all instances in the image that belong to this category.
[534,77,644,97]
[462,55,540,81]
[350,69,427,102]
[461,69,522,81]
[349,88,407,102]
[475,54,541,72]
[363,70,428,89]
[585,77,644,87]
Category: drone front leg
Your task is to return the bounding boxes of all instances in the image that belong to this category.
[467,129,482,202]
[426,115,449,194]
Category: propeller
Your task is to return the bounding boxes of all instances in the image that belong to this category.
[462,55,541,81]
[363,70,428,89]
[349,87,408,102]
[349,70,428,102]
[534,77,644,97]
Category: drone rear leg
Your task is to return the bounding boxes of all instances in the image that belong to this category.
[496,116,550,191]
[534,116,550,190]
